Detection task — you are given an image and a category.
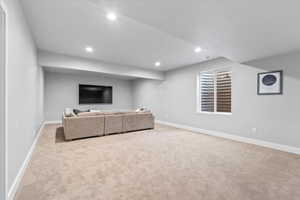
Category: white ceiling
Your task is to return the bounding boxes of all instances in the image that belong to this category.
[21,0,300,71]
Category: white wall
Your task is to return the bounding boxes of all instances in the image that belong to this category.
[0,2,6,199]
[133,52,300,148]
[5,0,44,195]
[45,71,134,121]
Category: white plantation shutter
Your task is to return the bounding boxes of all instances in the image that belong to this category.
[216,71,232,113]
[200,72,215,112]
[198,69,232,113]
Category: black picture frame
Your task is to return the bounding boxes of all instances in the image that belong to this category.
[257,70,283,95]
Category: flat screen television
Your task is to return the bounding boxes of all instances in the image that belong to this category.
[79,84,112,104]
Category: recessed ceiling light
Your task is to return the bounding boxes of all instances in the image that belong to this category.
[85,46,94,53]
[194,47,202,53]
[106,12,117,21]
[155,62,161,67]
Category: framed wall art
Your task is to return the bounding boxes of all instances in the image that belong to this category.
[257,70,283,95]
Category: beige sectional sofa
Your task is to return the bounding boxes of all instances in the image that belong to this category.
[63,111,154,140]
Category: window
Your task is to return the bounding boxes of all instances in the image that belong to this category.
[197,69,232,114]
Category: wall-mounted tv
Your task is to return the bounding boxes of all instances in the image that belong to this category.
[79,84,112,104]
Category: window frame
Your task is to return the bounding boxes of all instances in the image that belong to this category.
[196,68,232,115]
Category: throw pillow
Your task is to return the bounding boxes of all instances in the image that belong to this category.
[64,108,73,117]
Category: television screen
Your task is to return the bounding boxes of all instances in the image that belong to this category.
[79,84,112,104]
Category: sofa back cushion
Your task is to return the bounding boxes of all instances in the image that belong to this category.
[77,112,100,117]
[73,109,90,115]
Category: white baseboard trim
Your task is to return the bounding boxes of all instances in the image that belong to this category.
[44,120,62,125]
[8,122,46,200]
[156,120,300,155]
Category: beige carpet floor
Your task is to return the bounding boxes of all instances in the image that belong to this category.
[15,124,300,200]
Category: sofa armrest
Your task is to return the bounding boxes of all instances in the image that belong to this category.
[135,113,154,130]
